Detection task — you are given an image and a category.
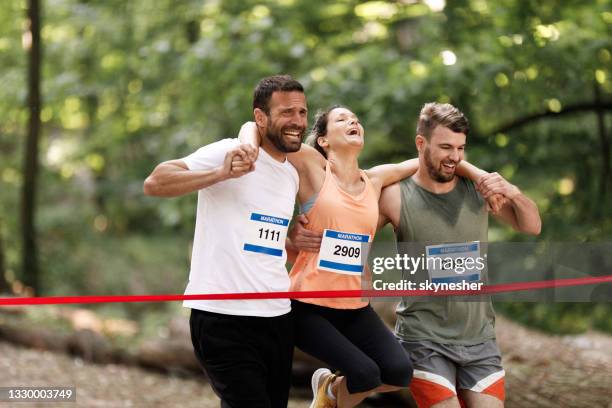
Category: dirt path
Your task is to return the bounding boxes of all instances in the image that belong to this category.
[1,316,611,407]
[497,317,612,408]
[0,341,311,408]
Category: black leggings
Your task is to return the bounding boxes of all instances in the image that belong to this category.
[292,300,413,394]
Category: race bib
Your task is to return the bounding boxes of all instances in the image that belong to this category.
[425,242,483,283]
[243,212,289,257]
[317,229,371,275]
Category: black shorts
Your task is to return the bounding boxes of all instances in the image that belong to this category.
[190,308,294,408]
[292,300,413,393]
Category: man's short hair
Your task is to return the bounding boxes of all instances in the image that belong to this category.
[417,102,469,139]
[253,75,304,113]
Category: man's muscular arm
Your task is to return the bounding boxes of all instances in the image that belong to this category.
[143,146,253,197]
[457,161,506,213]
[478,172,541,235]
[366,159,419,193]
[378,183,401,231]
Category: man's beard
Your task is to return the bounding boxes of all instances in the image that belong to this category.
[266,123,304,153]
[424,147,457,183]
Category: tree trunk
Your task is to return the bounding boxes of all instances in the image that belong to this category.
[0,218,9,294]
[594,81,611,214]
[21,0,42,293]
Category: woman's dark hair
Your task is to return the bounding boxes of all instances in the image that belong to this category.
[306,105,346,158]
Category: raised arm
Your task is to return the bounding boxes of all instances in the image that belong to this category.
[238,121,325,172]
[365,158,419,192]
[456,160,486,181]
[478,172,542,235]
[143,145,253,197]
[457,161,507,213]
[238,121,262,151]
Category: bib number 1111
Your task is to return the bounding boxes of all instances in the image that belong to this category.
[258,228,281,242]
[243,212,289,257]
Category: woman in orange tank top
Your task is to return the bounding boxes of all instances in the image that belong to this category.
[240,106,487,408]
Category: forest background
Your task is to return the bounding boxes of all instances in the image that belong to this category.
[0,0,611,343]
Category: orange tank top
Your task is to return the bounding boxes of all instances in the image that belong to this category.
[289,163,379,309]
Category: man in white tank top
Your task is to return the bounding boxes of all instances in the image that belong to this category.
[144,75,308,408]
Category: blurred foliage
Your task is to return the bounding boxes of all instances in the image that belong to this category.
[497,302,612,334]
[0,0,611,333]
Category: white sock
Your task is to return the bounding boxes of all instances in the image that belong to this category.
[326,380,336,400]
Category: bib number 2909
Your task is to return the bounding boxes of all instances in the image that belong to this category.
[333,245,360,258]
[317,229,371,275]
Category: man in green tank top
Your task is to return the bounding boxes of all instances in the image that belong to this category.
[378,102,541,408]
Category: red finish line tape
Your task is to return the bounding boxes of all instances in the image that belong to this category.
[0,275,611,306]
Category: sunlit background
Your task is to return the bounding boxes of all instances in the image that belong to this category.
[0,0,610,341]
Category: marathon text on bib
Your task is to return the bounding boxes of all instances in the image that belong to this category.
[317,229,371,275]
[243,212,289,257]
[425,241,482,284]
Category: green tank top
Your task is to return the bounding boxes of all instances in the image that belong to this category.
[394,176,496,345]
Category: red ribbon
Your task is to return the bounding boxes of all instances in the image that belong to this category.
[1,275,611,306]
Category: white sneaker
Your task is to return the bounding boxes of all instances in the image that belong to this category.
[309,368,337,408]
